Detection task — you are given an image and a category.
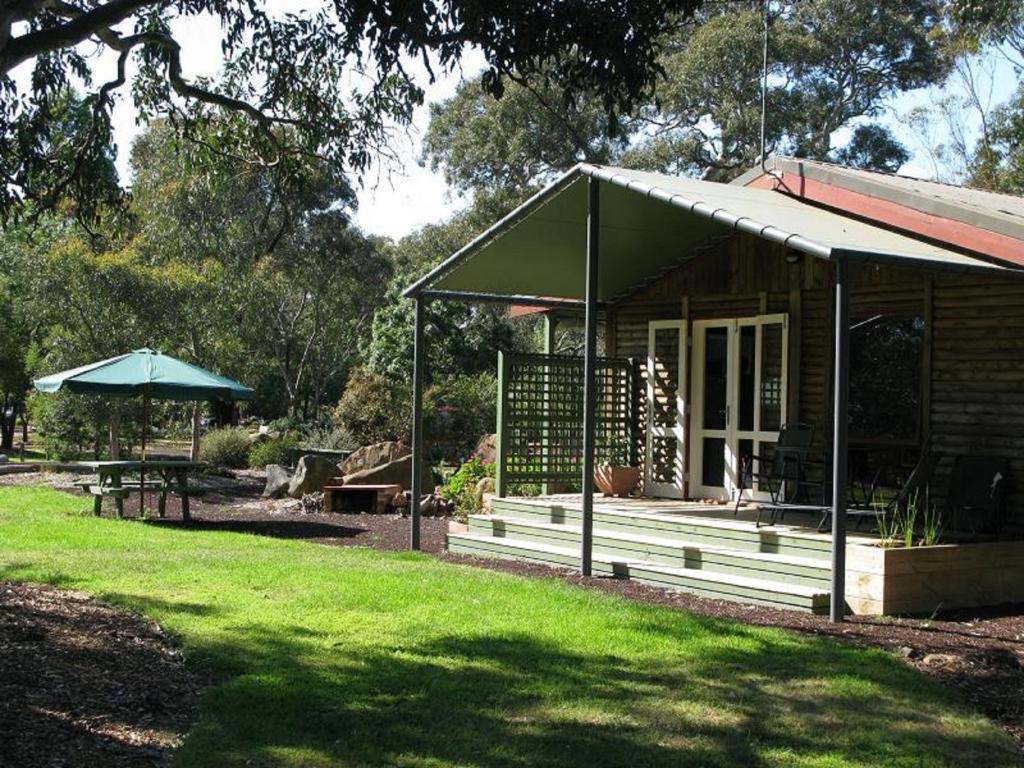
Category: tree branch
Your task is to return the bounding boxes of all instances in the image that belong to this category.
[1,0,159,74]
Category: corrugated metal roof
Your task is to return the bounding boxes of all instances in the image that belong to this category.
[405,164,1018,302]
[734,156,1024,242]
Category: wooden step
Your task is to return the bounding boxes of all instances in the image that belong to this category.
[470,515,831,588]
[490,498,839,560]
[448,533,831,614]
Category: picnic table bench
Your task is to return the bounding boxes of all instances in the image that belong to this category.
[74,460,206,520]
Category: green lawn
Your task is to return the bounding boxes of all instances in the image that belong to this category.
[0,486,1019,768]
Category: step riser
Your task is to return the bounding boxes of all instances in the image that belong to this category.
[448,535,829,614]
[490,500,833,561]
[469,518,830,588]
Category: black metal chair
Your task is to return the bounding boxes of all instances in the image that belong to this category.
[734,423,816,524]
[946,455,1008,535]
[815,448,939,532]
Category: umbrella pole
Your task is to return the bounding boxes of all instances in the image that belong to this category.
[141,392,148,517]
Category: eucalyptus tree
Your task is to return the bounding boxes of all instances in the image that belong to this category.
[425,0,944,190]
[0,0,703,223]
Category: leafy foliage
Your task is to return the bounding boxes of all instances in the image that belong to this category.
[248,435,299,470]
[331,367,410,447]
[424,0,948,187]
[424,373,498,462]
[199,427,251,469]
[0,0,702,222]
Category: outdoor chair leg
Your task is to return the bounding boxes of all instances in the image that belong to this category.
[158,492,166,518]
[93,495,102,517]
[181,494,190,522]
[114,495,124,519]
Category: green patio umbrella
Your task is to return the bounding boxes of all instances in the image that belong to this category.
[34,348,254,513]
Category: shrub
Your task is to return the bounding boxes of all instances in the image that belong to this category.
[332,366,410,447]
[302,423,356,451]
[29,390,106,461]
[200,427,251,468]
[248,435,298,469]
[424,372,497,463]
[440,457,495,518]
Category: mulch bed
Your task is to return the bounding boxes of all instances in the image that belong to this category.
[4,471,1023,752]
[0,582,201,768]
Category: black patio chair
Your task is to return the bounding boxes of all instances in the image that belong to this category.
[816,449,939,533]
[734,423,816,523]
[946,454,1008,535]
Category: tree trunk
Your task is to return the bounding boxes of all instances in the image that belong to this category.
[0,403,13,450]
[190,402,202,461]
[108,410,121,460]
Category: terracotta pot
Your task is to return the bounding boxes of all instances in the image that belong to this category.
[594,464,641,497]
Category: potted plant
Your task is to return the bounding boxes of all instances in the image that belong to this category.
[593,435,640,497]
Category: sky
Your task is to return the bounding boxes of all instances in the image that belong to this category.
[24,10,1019,243]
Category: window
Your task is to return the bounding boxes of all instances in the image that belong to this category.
[849,314,923,442]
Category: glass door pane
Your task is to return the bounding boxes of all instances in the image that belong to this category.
[702,327,728,430]
[645,321,686,498]
[738,325,756,432]
[760,322,784,432]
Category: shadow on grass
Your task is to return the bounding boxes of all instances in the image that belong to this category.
[144,518,366,541]
[176,615,1022,768]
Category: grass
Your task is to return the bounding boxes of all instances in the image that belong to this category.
[0,485,1020,768]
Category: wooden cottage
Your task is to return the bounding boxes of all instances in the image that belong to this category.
[403,157,1024,618]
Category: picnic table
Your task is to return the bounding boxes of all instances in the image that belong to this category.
[74,460,206,520]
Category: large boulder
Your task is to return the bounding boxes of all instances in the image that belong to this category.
[340,441,409,475]
[287,455,340,499]
[472,434,497,465]
[343,454,432,494]
[263,464,291,499]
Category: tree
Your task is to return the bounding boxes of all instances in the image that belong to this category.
[969,84,1024,193]
[366,190,529,381]
[128,120,389,422]
[632,0,948,178]
[424,0,949,190]
[0,0,703,222]
[832,124,911,173]
[422,77,630,197]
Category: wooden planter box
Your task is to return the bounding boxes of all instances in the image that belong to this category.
[845,539,1024,615]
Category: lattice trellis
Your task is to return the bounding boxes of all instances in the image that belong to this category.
[496,352,636,494]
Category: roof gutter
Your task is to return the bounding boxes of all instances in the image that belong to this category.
[579,165,836,261]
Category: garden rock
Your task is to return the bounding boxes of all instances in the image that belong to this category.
[263,464,292,499]
[287,455,339,499]
[474,476,495,509]
[340,441,409,475]
[0,454,7,465]
[472,434,497,464]
[343,454,432,493]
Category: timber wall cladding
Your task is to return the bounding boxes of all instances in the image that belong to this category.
[609,231,1024,535]
[931,274,1024,536]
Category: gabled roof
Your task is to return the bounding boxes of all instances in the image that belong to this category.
[405,164,1017,303]
[734,157,1024,265]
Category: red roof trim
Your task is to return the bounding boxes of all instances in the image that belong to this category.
[745,173,1024,268]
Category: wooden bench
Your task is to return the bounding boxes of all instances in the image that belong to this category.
[323,483,401,514]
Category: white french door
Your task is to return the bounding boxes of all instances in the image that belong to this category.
[644,320,687,498]
[690,314,788,502]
